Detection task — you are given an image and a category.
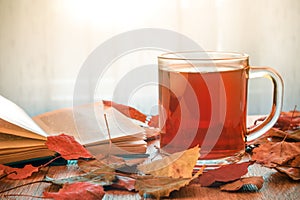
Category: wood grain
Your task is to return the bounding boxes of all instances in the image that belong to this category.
[1,151,299,199]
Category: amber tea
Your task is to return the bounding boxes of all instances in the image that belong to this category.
[159,66,247,160]
[158,51,283,166]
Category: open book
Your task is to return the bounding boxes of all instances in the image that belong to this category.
[0,95,147,164]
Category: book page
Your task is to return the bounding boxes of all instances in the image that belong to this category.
[0,148,55,164]
[0,119,46,140]
[0,95,47,137]
[33,107,81,139]
[0,133,46,149]
[0,146,47,155]
[33,102,145,145]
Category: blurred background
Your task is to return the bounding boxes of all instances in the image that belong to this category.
[0,0,299,116]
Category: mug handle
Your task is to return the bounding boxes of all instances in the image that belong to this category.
[246,66,284,142]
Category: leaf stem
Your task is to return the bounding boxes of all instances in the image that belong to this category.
[4,193,52,199]
[0,171,16,181]
[41,155,63,168]
[0,180,51,194]
[104,114,112,160]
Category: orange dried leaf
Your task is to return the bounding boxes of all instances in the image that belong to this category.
[251,141,300,167]
[46,133,93,160]
[290,155,300,167]
[0,164,39,180]
[43,182,105,200]
[276,166,300,180]
[220,176,264,191]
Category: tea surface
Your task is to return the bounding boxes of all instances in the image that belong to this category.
[159,65,247,160]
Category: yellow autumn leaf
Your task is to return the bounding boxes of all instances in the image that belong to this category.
[135,167,204,198]
[137,145,200,178]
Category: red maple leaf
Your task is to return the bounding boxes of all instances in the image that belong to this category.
[43,182,105,200]
[0,164,39,180]
[103,100,147,123]
[45,133,93,160]
[196,161,253,186]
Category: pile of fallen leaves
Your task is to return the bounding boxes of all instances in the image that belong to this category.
[250,110,300,180]
[0,134,262,199]
[0,103,299,199]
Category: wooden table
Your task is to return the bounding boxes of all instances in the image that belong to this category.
[1,140,299,200]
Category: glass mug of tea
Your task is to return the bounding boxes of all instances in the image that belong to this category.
[158,51,283,166]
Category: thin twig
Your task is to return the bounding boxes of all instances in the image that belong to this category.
[41,155,62,168]
[150,145,170,161]
[0,171,16,181]
[104,114,112,159]
[4,193,52,199]
[0,180,50,194]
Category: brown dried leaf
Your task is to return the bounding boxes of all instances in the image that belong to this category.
[220,176,264,192]
[135,176,191,198]
[251,141,300,167]
[197,162,253,187]
[78,159,115,173]
[110,175,136,191]
[135,168,203,198]
[267,129,300,142]
[137,145,200,178]
[251,129,300,145]
[95,154,126,169]
[276,111,300,130]
[276,166,300,180]
[255,110,300,131]
[290,155,300,167]
[274,128,300,142]
[43,182,105,200]
[77,159,115,184]
[124,157,147,167]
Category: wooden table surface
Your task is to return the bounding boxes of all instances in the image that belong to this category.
[1,140,299,200]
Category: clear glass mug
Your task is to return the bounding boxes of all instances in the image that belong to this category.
[158,51,283,166]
